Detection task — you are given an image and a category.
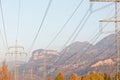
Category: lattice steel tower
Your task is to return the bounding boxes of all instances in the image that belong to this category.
[6,43,27,80]
[90,0,120,79]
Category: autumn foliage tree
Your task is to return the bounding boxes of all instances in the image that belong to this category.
[114,72,120,80]
[69,73,79,80]
[0,61,12,80]
[103,73,111,80]
[47,72,120,80]
[47,77,52,80]
[55,72,65,80]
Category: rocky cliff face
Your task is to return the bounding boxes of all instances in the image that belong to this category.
[29,49,59,62]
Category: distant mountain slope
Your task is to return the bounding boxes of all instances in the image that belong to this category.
[12,33,119,79]
[56,41,93,65]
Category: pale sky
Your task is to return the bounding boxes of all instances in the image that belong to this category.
[0,0,118,61]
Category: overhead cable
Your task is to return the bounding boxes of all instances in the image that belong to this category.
[29,0,53,52]
[0,0,8,50]
[45,0,84,49]
[16,0,21,43]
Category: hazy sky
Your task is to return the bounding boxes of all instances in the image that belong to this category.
[0,0,118,61]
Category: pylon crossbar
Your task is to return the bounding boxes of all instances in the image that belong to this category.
[90,0,120,2]
[100,20,120,22]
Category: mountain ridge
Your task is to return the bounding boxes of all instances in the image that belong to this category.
[8,33,118,79]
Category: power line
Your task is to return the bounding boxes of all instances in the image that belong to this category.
[61,9,91,50]
[76,22,112,62]
[57,17,111,65]
[0,28,6,51]
[89,38,115,75]
[45,0,84,49]
[103,7,120,20]
[0,0,8,50]
[55,2,114,65]
[28,0,53,80]
[56,7,94,63]
[83,22,110,53]
[81,1,117,75]
[77,4,113,38]
[56,33,102,65]
[64,32,102,64]
[75,13,117,70]
[61,3,113,50]
[16,0,21,43]
[97,3,120,79]
[71,12,92,43]
[71,3,114,43]
[6,45,27,80]
[29,0,53,53]
[63,27,112,65]
[93,3,113,12]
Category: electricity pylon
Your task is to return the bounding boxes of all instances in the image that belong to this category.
[6,44,27,80]
[43,51,46,80]
[90,0,120,79]
[22,69,25,80]
[30,63,33,80]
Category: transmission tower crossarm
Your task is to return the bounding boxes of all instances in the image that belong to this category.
[100,19,120,22]
[90,0,120,2]
[8,45,24,49]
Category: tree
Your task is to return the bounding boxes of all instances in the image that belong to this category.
[114,72,120,80]
[78,77,82,80]
[104,73,111,80]
[89,73,104,80]
[55,72,65,80]
[47,77,52,80]
[80,73,104,80]
[0,61,12,80]
[69,73,79,80]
